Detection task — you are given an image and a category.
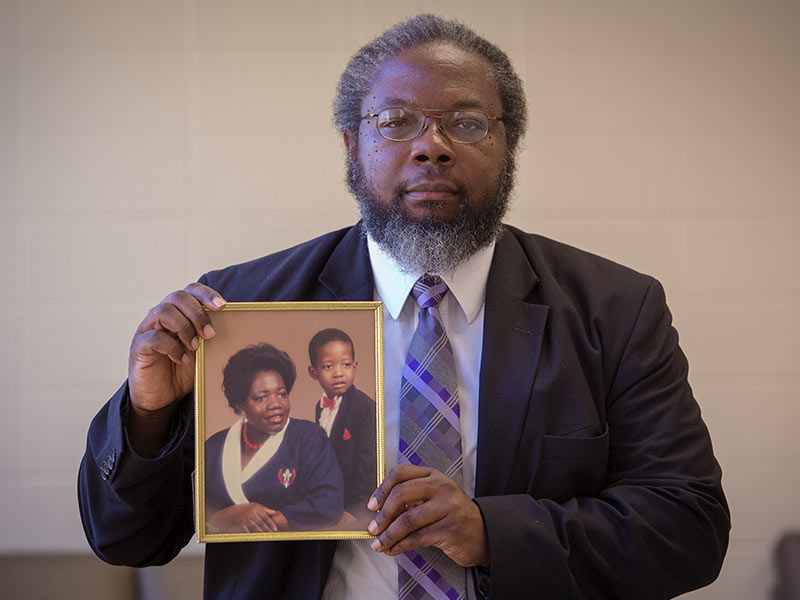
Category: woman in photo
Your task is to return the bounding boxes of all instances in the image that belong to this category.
[204,343,344,534]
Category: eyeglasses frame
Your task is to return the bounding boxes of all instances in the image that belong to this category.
[360,107,504,144]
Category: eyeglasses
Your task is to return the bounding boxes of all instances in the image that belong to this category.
[361,107,502,144]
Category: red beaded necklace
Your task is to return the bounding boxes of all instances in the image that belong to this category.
[242,422,264,450]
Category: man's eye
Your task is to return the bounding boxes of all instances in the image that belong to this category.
[381,118,408,128]
[452,119,481,130]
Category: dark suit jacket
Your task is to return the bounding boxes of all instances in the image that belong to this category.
[78,224,730,599]
[314,385,377,517]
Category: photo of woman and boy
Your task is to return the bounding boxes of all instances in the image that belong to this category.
[197,306,382,540]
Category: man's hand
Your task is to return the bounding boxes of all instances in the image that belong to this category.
[207,503,288,534]
[128,282,226,413]
[366,465,490,567]
[126,283,225,456]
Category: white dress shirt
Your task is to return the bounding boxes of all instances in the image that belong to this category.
[322,236,495,600]
[318,394,343,437]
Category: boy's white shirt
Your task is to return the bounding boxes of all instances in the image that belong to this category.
[322,236,495,600]
[318,394,343,437]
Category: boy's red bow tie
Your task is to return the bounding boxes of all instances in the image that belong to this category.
[322,396,336,410]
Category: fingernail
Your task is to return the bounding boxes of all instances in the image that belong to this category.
[367,496,378,511]
[371,539,381,551]
[367,520,378,534]
[203,324,215,338]
[212,296,226,308]
[190,337,200,350]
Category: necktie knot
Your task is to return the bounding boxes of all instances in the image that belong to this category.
[411,275,449,309]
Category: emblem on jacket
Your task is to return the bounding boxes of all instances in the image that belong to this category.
[278,467,296,488]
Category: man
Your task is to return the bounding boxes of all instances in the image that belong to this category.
[79,14,730,599]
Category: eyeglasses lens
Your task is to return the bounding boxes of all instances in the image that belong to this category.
[377,108,421,141]
[442,111,489,143]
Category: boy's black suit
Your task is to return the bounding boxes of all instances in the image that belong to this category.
[314,385,377,517]
[79,224,729,599]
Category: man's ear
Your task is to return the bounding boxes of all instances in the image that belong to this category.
[308,365,319,381]
[343,131,358,162]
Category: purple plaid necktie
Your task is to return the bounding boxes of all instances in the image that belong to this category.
[398,275,466,600]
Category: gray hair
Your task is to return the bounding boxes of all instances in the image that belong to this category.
[333,14,528,155]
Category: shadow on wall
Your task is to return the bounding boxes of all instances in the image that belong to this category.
[774,532,800,600]
[0,554,203,600]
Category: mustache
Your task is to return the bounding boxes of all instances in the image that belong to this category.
[396,172,467,207]
[403,168,462,188]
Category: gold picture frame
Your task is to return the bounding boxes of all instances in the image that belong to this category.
[195,302,384,543]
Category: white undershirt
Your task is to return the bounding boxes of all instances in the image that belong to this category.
[321,237,495,600]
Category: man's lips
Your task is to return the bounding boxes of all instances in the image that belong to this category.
[405,182,459,200]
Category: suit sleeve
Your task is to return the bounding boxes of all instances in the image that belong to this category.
[77,381,195,567]
[473,279,730,599]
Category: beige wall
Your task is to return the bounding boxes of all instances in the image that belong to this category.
[1,1,798,598]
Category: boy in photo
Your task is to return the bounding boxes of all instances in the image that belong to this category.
[308,328,377,528]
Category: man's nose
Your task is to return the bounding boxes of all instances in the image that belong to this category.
[411,118,454,165]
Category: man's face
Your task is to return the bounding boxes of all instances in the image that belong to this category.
[346,42,514,274]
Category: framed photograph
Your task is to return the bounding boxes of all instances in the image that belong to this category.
[195,302,385,543]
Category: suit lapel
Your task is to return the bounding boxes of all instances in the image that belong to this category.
[475,230,549,497]
[318,225,374,301]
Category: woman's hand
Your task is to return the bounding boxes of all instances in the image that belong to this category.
[207,503,293,534]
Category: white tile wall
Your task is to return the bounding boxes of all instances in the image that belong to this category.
[24,134,186,213]
[1,1,798,599]
[0,383,21,473]
[681,302,800,376]
[683,217,800,293]
[678,538,775,600]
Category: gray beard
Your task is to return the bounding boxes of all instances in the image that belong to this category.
[347,156,515,275]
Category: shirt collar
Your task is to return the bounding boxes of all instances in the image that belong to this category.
[367,236,496,324]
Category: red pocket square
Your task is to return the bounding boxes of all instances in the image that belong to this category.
[343,428,352,440]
